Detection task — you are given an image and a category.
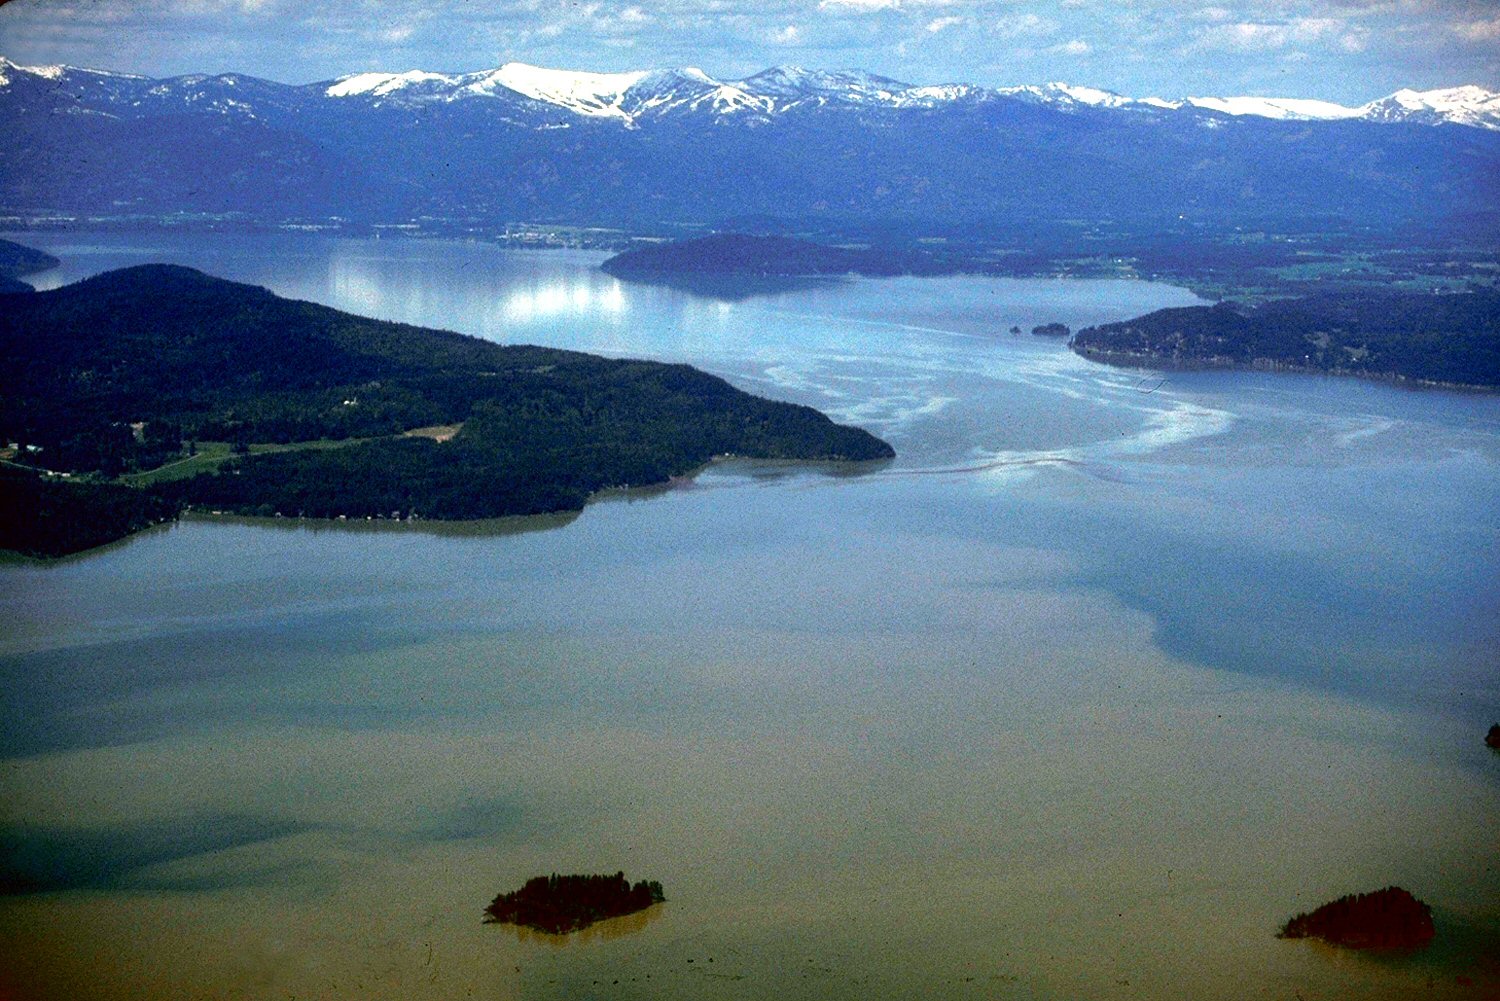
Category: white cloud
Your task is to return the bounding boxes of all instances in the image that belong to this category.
[926,15,964,32]
[816,0,953,10]
[1194,16,1347,52]
[1048,37,1091,55]
[993,12,1059,38]
[1453,18,1500,41]
[772,24,803,43]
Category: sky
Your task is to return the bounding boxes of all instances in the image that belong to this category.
[0,0,1497,104]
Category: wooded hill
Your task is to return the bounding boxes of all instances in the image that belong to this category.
[1071,291,1500,388]
[0,265,892,555]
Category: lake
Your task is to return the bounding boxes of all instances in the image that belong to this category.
[2,231,1497,1000]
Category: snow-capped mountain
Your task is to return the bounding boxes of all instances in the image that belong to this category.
[2,55,1497,233]
[3,54,1497,130]
[1358,85,1500,129]
[308,59,1500,130]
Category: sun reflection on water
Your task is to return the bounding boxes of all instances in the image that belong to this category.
[502,279,627,322]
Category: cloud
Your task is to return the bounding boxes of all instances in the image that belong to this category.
[816,0,951,10]
[1194,16,1343,52]
[1047,37,1091,55]
[1453,17,1500,41]
[993,12,1059,38]
[926,15,963,32]
[771,23,803,43]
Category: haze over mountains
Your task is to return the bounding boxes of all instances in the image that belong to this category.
[3,55,1498,233]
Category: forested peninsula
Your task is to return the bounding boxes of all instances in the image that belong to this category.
[1070,291,1500,389]
[0,265,892,557]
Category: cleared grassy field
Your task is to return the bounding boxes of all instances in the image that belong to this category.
[123,438,377,486]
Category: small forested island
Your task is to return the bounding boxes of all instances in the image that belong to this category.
[601,233,951,280]
[484,872,665,934]
[0,264,893,557]
[1032,323,1070,337]
[1071,291,1500,389]
[1278,887,1435,950]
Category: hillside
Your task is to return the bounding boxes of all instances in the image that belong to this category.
[1070,292,1500,388]
[0,265,893,555]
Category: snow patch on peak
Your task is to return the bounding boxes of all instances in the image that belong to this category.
[1046,83,1135,108]
[326,70,456,98]
[483,62,649,118]
[896,83,976,105]
[996,82,1138,110]
[1185,95,1360,120]
[736,66,910,103]
[0,57,69,85]
[1358,85,1500,128]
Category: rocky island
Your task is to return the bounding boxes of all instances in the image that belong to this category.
[0,265,894,557]
[1278,886,1435,950]
[484,872,665,934]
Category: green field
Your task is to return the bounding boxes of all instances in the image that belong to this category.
[122,438,376,486]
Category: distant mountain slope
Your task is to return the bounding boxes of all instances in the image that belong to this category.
[0,265,892,555]
[1071,292,1500,388]
[5,56,1495,129]
[0,237,59,278]
[2,56,1498,232]
[601,234,938,278]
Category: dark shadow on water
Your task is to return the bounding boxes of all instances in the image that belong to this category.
[0,608,405,758]
[497,903,664,947]
[0,814,315,895]
[416,795,529,844]
[1291,909,1500,990]
[609,271,851,302]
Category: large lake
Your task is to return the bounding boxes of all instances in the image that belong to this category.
[2,231,1497,999]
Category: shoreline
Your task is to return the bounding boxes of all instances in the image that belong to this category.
[1070,345,1500,396]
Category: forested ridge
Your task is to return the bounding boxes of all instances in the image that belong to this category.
[1071,291,1500,388]
[0,265,892,555]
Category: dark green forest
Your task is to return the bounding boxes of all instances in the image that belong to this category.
[1278,886,1434,950]
[0,265,892,556]
[0,464,178,559]
[1071,291,1500,388]
[484,872,665,934]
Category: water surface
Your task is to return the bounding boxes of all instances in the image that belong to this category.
[2,231,1497,1000]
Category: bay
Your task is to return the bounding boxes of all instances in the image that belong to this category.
[2,231,1497,1000]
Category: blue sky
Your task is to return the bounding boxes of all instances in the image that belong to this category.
[1,0,1497,102]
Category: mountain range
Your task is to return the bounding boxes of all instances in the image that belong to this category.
[3,56,1498,234]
